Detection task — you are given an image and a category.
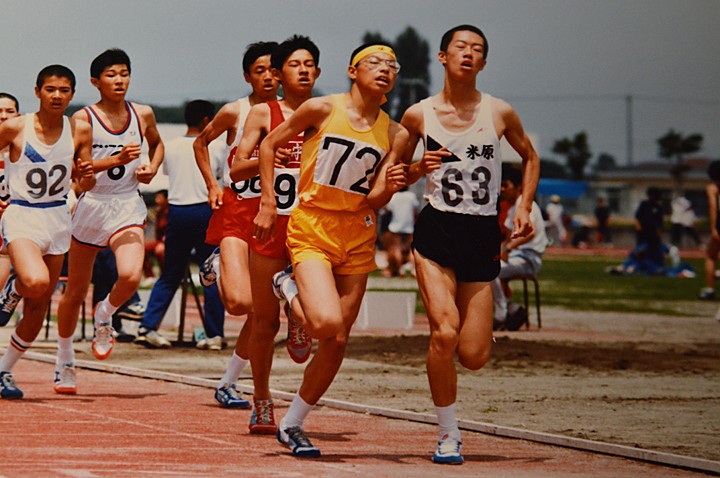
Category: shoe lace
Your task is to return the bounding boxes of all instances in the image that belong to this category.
[1,292,20,313]
[95,324,112,344]
[60,365,76,383]
[257,402,273,424]
[438,437,461,455]
[1,373,17,388]
[288,320,309,347]
[286,426,314,448]
[223,384,240,400]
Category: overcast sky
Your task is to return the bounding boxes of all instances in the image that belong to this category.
[2,0,718,165]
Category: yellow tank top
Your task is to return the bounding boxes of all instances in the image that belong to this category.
[298,94,390,212]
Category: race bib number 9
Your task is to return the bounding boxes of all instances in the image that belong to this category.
[313,134,385,195]
[275,168,299,215]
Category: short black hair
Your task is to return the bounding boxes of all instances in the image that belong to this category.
[349,40,394,65]
[708,160,720,182]
[184,100,215,128]
[36,65,76,91]
[502,163,522,186]
[272,35,320,70]
[440,24,489,59]
[646,187,661,201]
[243,41,279,74]
[0,93,19,111]
[91,48,131,79]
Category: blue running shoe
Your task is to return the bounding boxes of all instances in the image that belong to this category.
[432,433,464,465]
[0,275,22,326]
[271,266,293,301]
[214,383,251,409]
[0,371,23,399]
[277,425,321,457]
[200,247,220,287]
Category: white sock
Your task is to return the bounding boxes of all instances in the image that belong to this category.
[282,277,299,305]
[281,393,314,429]
[95,297,119,326]
[217,351,248,388]
[435,403,460,439]
[0,332,32,372]
[56,336,74,368]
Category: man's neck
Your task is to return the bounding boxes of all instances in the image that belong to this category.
[441,76,481,105]
[248,92,277,106]
[281,90,312,112]
[185,126,202,137]
[95,97,127,115]
[347,87,383,122]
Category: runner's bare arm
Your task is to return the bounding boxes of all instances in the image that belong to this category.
[70,118,95,192]
[135,104,164,184]
[229,103,269,182]
[367,122,409,210]
[497,97,540,239]
[253,96,332,243]
[193,101,240,209]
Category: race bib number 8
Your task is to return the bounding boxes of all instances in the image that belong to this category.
[314,134,385,195]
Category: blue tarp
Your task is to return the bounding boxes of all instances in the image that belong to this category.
[536,179,589,199]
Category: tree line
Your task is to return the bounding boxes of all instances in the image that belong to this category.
[68,26,705,189]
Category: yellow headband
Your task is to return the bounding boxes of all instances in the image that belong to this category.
[351,45,396,66]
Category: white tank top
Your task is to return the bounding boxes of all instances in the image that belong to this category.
[220,97,261,199]
[421,94,502,216]
[84,101,143,195]
[7,114,73,205]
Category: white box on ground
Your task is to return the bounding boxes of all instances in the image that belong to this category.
[137,288,182,327]
[356,291,416,330]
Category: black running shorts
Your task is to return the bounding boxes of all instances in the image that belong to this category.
[412,203,501,282]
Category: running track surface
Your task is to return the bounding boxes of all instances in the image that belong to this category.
[0,359,707,478]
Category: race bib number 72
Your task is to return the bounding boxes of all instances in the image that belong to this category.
[313,134,386,195]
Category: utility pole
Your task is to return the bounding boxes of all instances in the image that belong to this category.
[626,94,633,166]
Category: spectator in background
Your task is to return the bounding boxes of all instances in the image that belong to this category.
[135,100,225,349]
[141,189,168,287]
[545,194,567,246]
[380,186,419,277]
[635,187,664,248]
[594,196,612,245]
[670,195,700,248]
[492,164,548,331]
[700,161,720,300]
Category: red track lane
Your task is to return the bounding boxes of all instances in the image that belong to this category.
[0,360,705,478]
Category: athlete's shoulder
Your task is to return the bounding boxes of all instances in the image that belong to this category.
[388,119,409,143]
[129,101,156,118]
[69,115,92,136]
[486,93,513,115]
[303,95,334,112]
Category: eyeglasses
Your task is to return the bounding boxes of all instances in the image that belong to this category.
[360,56,401,73]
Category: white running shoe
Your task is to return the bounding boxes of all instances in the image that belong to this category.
[53,363,77,395]
[92,323,115,360]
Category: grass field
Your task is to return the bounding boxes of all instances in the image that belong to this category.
[539,255,706,316]
[371,254,709,317]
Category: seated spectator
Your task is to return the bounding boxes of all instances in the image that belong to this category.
[492,164,548,330]
[380,187,419,277]
[607,242,695,278]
